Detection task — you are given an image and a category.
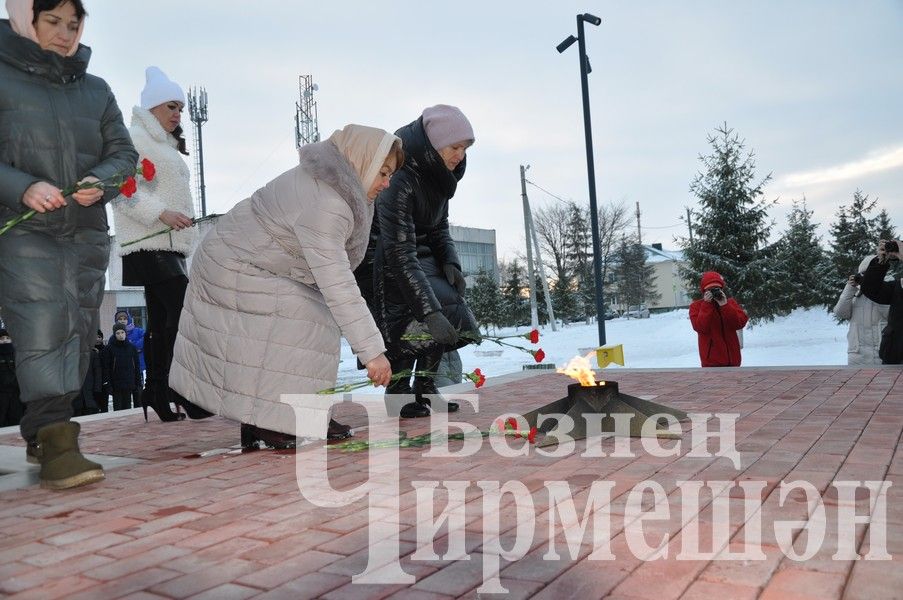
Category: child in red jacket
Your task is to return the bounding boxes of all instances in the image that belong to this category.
[689,271,749,367]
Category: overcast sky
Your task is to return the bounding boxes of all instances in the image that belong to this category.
[8,1,901,260]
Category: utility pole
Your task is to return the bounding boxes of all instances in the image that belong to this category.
[187,87,208,217]
[635,201,642,245]
[525,201,558,331]
[520,165,539,329]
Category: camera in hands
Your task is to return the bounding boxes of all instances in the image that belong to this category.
[708,287,724,301]
[853,273,864,285]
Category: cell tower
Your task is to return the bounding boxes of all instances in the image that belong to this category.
[187,86,209,217]
[295,74,320,151]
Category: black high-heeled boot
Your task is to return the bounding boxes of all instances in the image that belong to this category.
[142,386,184,422]
[170,389,213,420]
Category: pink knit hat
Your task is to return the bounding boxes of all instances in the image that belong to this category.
[422,104,475,151]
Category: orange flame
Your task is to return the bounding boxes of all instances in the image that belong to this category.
[556,352,604,386]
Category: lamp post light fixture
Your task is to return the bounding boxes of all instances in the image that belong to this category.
[558,12,606,346]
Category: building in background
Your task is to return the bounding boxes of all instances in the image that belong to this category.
[449,225,498,283]
[644,243,690,310]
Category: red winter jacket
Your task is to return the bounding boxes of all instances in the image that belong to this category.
[689,298,749,367]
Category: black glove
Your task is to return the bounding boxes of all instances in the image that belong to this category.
[444,264,466,295]
[425,312,459,346]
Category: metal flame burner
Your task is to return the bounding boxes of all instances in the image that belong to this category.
[521,380,688,446]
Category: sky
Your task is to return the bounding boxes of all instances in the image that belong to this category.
[7,1,901,260]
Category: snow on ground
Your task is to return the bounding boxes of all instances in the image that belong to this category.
[336,308,850,392]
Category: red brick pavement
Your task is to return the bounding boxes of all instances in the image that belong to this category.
[0,367,901,599]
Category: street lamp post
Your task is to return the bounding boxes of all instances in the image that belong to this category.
[558,12,606,346]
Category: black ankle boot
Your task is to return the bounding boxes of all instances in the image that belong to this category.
[413,376,459,413]
[170,389,213,420]
[240,424,296,449]
[327,419,353,440]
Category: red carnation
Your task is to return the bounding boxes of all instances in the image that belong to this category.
[527,329,540,344]
[139,158,156,181]
[527,427,537,444]
[532,348,545,363]
[119,176,138,198]
[474,367,486,388]
[506,417,518,431]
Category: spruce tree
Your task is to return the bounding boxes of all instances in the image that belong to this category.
[615,237,659,308]
[550,274,578,323]
[771,200,836,312]
[828,190,879,300]
[564,203,593,320]
[465,268,504,333]
[501,259,528,326]
[679,124,775,322]
[874,208,896,241]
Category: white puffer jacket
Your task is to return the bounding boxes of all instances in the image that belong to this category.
[111,106,197,256]
[833,256,889,366]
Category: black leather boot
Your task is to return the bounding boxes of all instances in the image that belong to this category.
[413,376,459,413]
[389,358,429,418]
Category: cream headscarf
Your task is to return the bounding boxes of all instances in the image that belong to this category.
[327,124,399,194]
[6,0,85,57]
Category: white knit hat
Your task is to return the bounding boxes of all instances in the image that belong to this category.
[140,66,185,110]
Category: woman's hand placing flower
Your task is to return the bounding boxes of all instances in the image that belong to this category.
[365,354,392,388]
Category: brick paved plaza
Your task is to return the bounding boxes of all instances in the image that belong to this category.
[0,367,901,599]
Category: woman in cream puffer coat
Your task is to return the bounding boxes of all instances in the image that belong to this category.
[833,255,889,366]
[169,125,401,447]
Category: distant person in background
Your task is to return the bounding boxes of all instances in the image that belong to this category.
[110,66,197,422]
[833,255,888,366]
[0,328,24,427]
[110,310,144,407]
[103,324,141,412]
[689,271,749,367]
[92,330,108,412]
[859,240,903,364]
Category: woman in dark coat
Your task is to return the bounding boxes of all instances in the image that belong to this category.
[356,105,479,419]
[0,0,138,489]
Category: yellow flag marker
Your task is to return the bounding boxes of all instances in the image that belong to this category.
[596,344,625,368]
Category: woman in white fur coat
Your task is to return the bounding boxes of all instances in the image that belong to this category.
[833,255,889,366]
[111,66,198,422]
[169,124,400,448]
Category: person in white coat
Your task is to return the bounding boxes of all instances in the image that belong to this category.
[169,124,400,448]
[111,66,198,422]
[833,255,889,366]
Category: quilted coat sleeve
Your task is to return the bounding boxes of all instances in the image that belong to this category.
[428,207,461,270]
[293,191,387,365]
[0,163,41,212]
[378,173,442,319]
[86,85,138,204]
[832,283,856,321]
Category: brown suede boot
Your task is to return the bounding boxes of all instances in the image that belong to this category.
[36,422,104,490]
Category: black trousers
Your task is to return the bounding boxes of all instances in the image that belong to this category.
[144,275,188,393]
[111,391,132,412]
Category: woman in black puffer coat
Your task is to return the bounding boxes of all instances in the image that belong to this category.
[355,105,480,419]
